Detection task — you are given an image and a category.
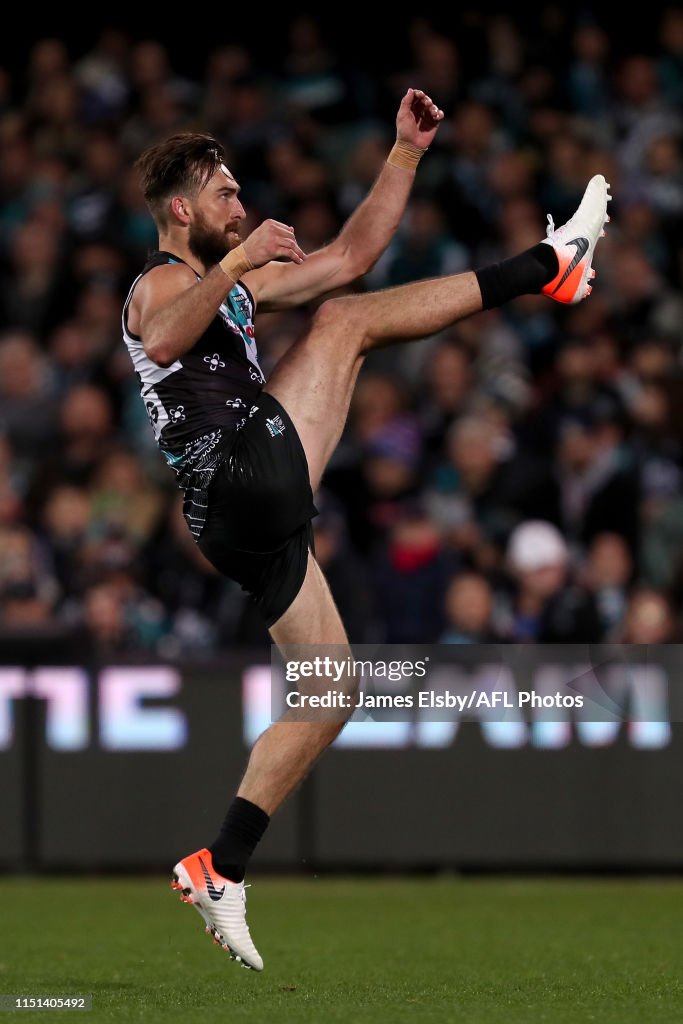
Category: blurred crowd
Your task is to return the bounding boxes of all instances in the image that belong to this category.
[1,10,682,653]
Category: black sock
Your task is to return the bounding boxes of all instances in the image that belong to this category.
[475,242,559,310]
[209,797,270,882]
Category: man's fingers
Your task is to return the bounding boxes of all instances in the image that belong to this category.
[276,232,307,262]
[266,220,296,234]
[289,243,307,263]
[403,88,425,106]
[416,93,443,119]
[266,222,307,261]
[404,88,444,119]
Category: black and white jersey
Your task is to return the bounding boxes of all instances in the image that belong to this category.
[122,250,266,537]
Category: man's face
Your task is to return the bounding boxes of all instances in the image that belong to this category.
[186,166,246,268]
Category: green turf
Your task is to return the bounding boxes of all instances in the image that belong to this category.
[0,876,681,1022]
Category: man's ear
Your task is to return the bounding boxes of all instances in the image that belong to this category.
[170,196,190,224]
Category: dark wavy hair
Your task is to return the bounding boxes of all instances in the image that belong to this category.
[135,133,227,229]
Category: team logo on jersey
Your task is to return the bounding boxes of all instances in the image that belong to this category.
[233,292,252,321]
[266,415,286,437]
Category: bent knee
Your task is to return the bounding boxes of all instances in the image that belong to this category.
[312,296,366,341]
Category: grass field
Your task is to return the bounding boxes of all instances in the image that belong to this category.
[0,876,681,1022]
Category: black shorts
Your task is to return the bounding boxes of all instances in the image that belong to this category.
[196,393,318,627]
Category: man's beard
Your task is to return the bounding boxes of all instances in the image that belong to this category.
[188,212,240,268]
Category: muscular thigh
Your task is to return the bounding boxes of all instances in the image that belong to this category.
[263,318,365,492]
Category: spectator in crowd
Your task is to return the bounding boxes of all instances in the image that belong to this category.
[581,532,634,638]
[501,520,602,643]
[441,572,500,644]
[617,588,681,643]
[372,502,457,643]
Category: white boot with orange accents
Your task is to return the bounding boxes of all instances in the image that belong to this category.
[172,848,264,971]
[541,174,612,304]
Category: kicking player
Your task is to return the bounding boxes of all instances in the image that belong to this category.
[124,105,610,969]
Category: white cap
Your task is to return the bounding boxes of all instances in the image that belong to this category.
[507,520,568,572]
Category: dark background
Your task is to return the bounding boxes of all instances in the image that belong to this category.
[2,658,682,872]
[1,9,670,74]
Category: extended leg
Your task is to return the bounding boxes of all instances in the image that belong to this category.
[265,269,487,489]
[266,173,610,491]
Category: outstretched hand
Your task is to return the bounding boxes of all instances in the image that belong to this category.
[396,88,444,149]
